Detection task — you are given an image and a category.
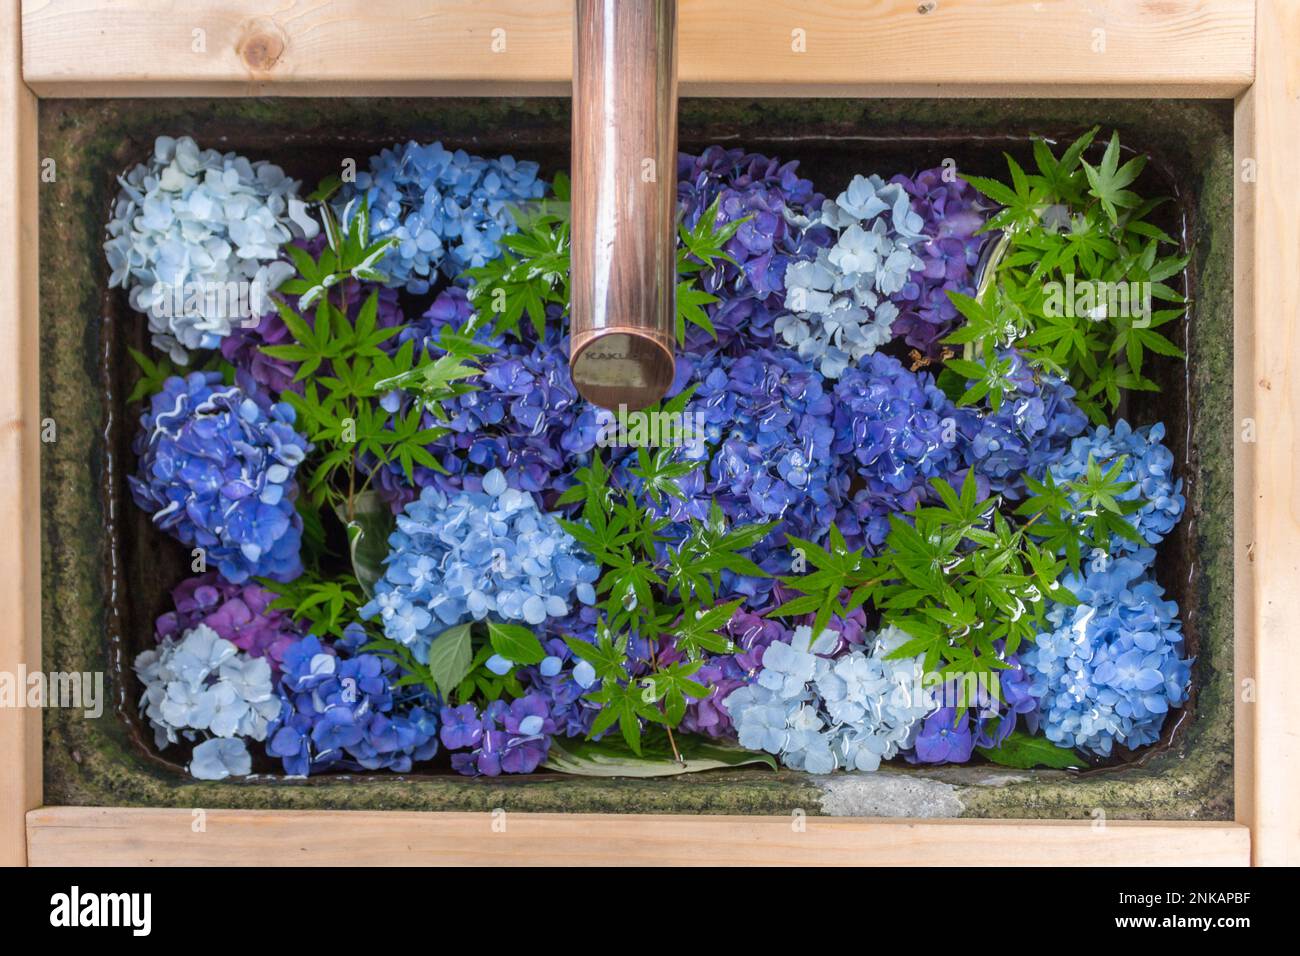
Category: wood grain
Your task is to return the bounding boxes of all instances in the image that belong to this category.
[0,0,43,867]
[569,0,677,411]
[1237,0,1300,867]
[26,808,1251,866]
[22,0,1255,97]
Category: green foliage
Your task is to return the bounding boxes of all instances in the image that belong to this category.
[770,472,1077,691]
[950,127,1188,423]
[126,348,236,404]
[126,347,176,403]
[553,415,773,754]
[771,457,1149,695]
[976,730,1084,769]
[261,571,364,640]
[544,727,778,776]
[462,173,572,339]
[264,200,488,522]
[461,177,749,346]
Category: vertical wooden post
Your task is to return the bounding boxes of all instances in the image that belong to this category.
[570,0,678,411]
[1238,0,1300,867]
[1,0,43,866]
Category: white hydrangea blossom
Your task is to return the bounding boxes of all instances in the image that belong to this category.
[104,135,319,364]
[776,174,926,378]
[723,624,935,774]
[133,624,278,770]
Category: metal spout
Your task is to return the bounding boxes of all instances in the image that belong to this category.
[569,0,678,411]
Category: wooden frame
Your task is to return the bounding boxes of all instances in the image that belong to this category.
[2,0,1294,866]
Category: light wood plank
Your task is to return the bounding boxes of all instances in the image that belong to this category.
[0,0,42,867]
[1241,0,1300,868]
[27,808,1250,866]
[22,0,1255,98]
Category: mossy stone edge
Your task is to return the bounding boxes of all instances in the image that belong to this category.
[39,97,1234,818]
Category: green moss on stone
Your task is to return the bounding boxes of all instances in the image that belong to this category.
[40,97,1234,818]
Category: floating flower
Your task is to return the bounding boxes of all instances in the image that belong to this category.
[338,140,546,293]
[128,372,310,584]
[887,168,991,356]
[1023,549,1192,757]
[104,135,319,363]
[440,694,558,776]
[265,629,439,775]
[1048,419,1186,550]
[189,737,254,780]
[776,173,925,377]
[360,470,598,663]
[723,625,932,773]
[133,623,279,766]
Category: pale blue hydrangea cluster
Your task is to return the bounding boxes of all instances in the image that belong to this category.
[128,372,310,584]
[723,625,933,772]
[1048,420,1186,551]
[338,140,545,293]
[776,174,926,377]
[132,623,279,779]
[1023,548,1191,757]
[104,135,319,363]
[360,469,598,663]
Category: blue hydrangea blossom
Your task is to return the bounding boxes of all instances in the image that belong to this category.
[338,140,545,293]
[360,469,598,663]
[1023,549,1192,757]
[265,630,440,775]
[128,372,310,584]
[958,349,1089,500]
[1048,419,1186,550]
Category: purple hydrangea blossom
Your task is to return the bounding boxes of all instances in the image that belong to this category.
[265,630,439,775]
[367,297,610,514]
[515,633,603,739]
[337,140,546,293]
[663,347,845,602]
[677,147,832,354]
[128,372,310,584]
[910,652,1038,765]
[887,169,991,357]
[440,694,558,776]
[155,571,304,676]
